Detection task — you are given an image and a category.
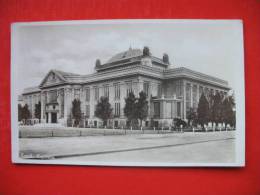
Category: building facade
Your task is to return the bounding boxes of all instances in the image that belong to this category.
[19,47,230,127]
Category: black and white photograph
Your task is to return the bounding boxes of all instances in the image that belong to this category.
[11,19,245,166]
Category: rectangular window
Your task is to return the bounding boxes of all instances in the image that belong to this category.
[166,102,172,118]
[154,102,160,118]
[199,86,203,98]
[177,102,181,117]
[114,103,120,117]
[103,85,109,98]
[114,83,120,100]
[186,83,191,116]
[204,87,209,99]
[157,84,162,97]
[60,89,64,117]
[85,105,90,118]
[126,82,133,97]
[94,86,99,100]
[192,85,197,108]
[74,89,80,99]
[210,88,214,96]
[143,82,149,96]
[85,87,90,102]
[49,90,57,103]
[114,120,118,128]
[176,80,182,97]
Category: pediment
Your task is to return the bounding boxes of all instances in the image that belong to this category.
[39,70,66,88]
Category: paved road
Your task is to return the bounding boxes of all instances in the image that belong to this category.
[19,131,236,164]
[63,139,235,164]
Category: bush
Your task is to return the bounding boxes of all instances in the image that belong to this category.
[173,118,187,128]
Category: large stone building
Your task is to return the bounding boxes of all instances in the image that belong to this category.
[19,47,230,127]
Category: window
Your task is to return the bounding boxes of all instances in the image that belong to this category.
[114,103,120,117]
[157,84,162,97]
[176,80,182,97]
[114,120,118,128]
[186,83,191,114]
[103,85,109,98]
[210,88,214,96]
[143,82,149,96]
[154,102,160,118]
[177,102,181,117]
[60,89,64,117]
[74,89,80,99]
[94,86,99,100]
[205,87,209,99]
[145,121,149,127]
[85,105,90,118]
[85,88,90,102]
[192,85,197,108]
[126,82,133,97]
[114,83,120,100]
[199,86,203,98]
[49,90,57,103]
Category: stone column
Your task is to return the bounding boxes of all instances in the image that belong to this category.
[120,83,126,118]
[160,101,164,119]
[64,87,72,125]
[90,86,95,119]
[183,80,186,120]
[40,91,46,123]
[40,92,44,122]
[190,83,193,108]
[137,79,143,95]
[197,85,200,105]
[48,112,51,123]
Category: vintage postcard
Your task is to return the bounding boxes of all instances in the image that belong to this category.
[11,19,245,166]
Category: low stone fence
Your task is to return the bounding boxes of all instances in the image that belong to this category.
[19,126,236,138]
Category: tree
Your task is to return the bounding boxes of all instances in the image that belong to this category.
[211,92,223,124]
[197,93,210,129]
[34,101,41,119]
[208,93,215,122]
[19,104,31,124]
[173,118,187,128]
[222,95,236,129]
[95,96,113,126]
[18,104,23,121]
[72,99,82,126]
[186,107,197,126]
[143,46,150,56]
[136,91,148,127]
[124,92,137,127]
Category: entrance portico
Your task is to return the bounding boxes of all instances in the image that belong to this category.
[45,102,59,123]
[151,95,183,126]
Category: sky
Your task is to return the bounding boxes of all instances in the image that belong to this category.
[12,20,244,94]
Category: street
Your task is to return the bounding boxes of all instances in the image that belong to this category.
[19,131,236,164]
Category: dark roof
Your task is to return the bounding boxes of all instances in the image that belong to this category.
[96,48,169,71]
[22,86,41,94]
[106,48,142,63]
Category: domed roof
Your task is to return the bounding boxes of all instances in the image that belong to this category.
[106,48,142,63]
